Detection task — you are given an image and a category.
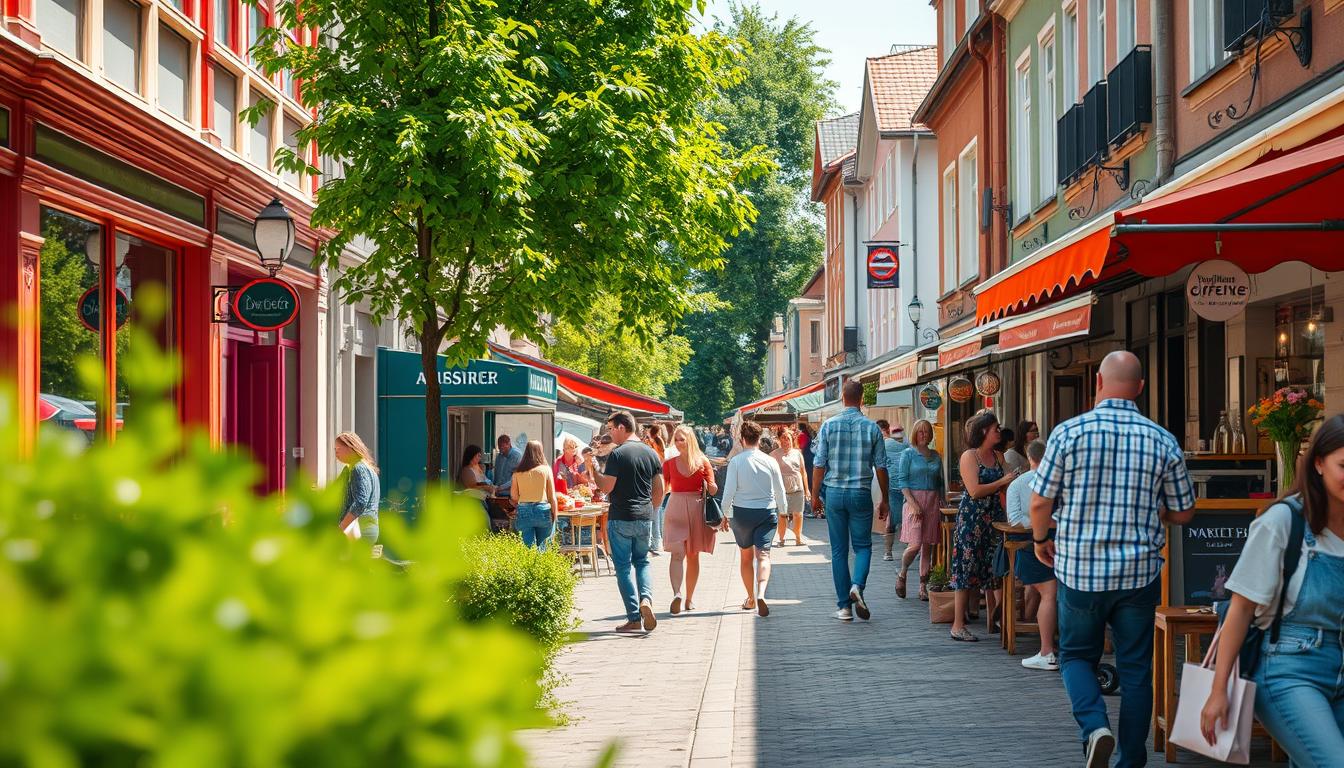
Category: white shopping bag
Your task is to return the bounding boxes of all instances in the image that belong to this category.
[1169,627,1256,764]
[343,517,362,540]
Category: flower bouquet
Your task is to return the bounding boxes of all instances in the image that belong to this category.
[1247,387,1323,490]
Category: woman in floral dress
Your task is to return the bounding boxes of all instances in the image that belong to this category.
[950,411,1022,642]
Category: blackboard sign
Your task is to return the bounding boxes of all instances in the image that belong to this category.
[78,286,130,332]
[1180,512,1253,606]
[232,277,300,331]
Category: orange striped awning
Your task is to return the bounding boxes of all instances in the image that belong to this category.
[975,224,1113,323]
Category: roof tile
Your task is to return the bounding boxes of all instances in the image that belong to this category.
[816,112,859,168]
[867,45,938,132]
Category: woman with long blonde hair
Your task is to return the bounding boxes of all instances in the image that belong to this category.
[661,424,719,613]
[895,420,944,600]
[334,431,381,543]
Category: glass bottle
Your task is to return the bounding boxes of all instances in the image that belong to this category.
[1213,411,1232,454]
[1231,414,1247,454]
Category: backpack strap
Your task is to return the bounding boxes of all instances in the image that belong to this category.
[1269,495,1308,644]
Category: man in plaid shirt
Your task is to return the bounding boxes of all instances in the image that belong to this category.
[1030,351,1196,768]
[810,380,890,621]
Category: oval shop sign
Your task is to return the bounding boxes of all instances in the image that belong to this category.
[232,277,300,331]
[77,286,130,332]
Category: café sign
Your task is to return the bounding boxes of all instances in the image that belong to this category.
[1186,260,1250,322]
[77,286,130,332]
[232,277,300,331]
[878,356,920,391]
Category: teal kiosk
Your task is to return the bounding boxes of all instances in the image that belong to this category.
[377,347,558,507]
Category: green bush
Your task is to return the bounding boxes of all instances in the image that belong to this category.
[456,535,579,707]
[927,563,952,591]
[0,327,551,767]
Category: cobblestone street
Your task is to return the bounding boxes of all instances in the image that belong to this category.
[522,519,1278,768]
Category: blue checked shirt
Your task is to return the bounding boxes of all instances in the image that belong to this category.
[1031,399,1196,592]
[812,407,887,490]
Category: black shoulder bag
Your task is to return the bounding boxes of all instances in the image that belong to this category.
[703,480,724,527]
[1217,495,1307,678]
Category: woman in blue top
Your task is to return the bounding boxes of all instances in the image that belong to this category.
[335,431,380,544]
[895,419,944,601]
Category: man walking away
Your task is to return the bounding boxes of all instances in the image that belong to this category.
[588,410,665,634]
[1030,351,1195,768]
[878,420,908,561]
[810,380,890,621]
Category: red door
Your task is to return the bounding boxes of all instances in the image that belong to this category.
[229,339,285,494]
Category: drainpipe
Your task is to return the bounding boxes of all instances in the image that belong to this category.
[971,21,997,279]
[910,134,921,346]
[1152,0,1175,184]
[847,188,862,363]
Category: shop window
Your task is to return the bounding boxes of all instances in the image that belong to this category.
[1273,296,1325,400]
[103,0,142,94]
[113,234,176,428]
[214,0,233,48]
[0,107,8,148]
[212,65,237,149]
[37,0,85,60]
[249,94,274,170]
[158,23,192,121]
[282,114,301,188]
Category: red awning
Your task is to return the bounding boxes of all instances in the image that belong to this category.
[737,381,825,415]
[975,221,1112,323]
[1112,133,1344,277]
[489,344,672,415]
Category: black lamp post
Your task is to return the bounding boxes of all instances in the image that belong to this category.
[253,196,296,275]
[907,295,923,339]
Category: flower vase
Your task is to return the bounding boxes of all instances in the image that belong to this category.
[1277,439,1299,493]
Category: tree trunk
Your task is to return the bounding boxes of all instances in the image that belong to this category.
[421,319,443,485]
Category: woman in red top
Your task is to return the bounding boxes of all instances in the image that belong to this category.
[663,425,719,614]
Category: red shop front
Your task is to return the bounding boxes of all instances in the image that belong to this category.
[0,41,322,493]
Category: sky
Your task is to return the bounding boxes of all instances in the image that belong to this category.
[695,1,937,116]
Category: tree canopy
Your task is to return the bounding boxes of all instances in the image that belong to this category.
[253,0,770,480]
[667,3,835,424]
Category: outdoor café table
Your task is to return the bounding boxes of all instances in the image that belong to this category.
[992,522,1038,654]
[1152,606,1218,761]
[937,508,957,571]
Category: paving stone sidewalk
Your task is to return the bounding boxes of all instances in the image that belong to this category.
[522,519,1280,767]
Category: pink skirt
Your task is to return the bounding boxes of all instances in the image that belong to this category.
[663,491,717,555]
[899,489,943,546]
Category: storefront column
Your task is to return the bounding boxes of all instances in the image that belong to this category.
[1323,277,1344,413]
[179,243,218,441]
[301,274,331,483]
[0,177,41,451]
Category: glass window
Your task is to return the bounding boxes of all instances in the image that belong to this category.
[282,114,301,188]
[958,144,978,282]
[1088,0,1106,85]
[39,208,102,439]
[157,24,191,121]
[1117,0,1136,56]
[943,0,957,62]
[1015,57,1032,212]
[36,0,84,60]
[249,3,266,68]
[1062,5,1078,103]
[1038,32,1057,203]
[810,320,820,354]
[1273,296,1326,401]
[115,234,176,429]
[942,166,957,292]
[249,94,274,169]
[214,0,233,48]
[212,65,237,149]
[103,0,142,93]
[965,0,980,28]
[1190,0,1225,80]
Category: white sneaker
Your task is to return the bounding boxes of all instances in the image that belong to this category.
[1085,727,1115,768]
[1021,652,1059,671]
[882,552,894,561]
[834,607,854,621]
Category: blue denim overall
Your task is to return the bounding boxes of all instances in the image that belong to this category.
[1252,525,1344,768]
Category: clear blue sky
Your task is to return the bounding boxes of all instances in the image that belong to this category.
[695,1,937,115]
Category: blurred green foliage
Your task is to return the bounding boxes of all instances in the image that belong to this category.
[0,321,559,767]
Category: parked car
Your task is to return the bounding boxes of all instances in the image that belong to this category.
[39,393,123,442]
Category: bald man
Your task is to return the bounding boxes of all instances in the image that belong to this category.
[1028,351,1195,768]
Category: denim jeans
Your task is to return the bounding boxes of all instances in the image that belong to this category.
[607,519,653,622]
[650,494,668,550]
[1252,625,1344,768]
[824,486,874,609]
[1057,576,1161,768]
[514,501,554,551]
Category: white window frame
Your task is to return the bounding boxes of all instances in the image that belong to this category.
[1014,49,1033,215]
[1088,0,1106,86]
[886,154,896,217]
[1189,0,1227,81]
[212,62,239,151]
[103,0,144,95]
[36,0,85,61]
[156,21,193,123]
[957,139,979,284]
[1038,19,1058,204]
[1062,0,1079,104]
[943,0,957,62]
[966,0,980,29]
[942,163,958,294]
[1117,0,1136,58]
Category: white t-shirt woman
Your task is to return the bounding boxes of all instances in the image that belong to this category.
[1225,500,1344,628]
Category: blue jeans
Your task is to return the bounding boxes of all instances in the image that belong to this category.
[1057,576,1161,768]
[514,501,554,551]
[824,486,874,609]
[1252,625,1344,767]
[650,495,667,550]
[607,519,653,622]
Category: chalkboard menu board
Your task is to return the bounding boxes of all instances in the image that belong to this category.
[1179,512,1253,605]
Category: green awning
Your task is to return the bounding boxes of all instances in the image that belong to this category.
[377,348,556,406]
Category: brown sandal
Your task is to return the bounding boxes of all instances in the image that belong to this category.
[895,574,908,599]
[741,597,756,611]
[918,580,929,601]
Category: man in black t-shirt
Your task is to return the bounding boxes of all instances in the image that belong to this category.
[586,410,664,633]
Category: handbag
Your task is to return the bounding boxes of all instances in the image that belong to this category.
[702,470,724,528]
[1169,625,1256,763]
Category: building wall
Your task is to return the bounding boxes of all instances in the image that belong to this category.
[926,70,986,333]
[861,137,903,359]
[895,135,941,346]
[822,179,847,369]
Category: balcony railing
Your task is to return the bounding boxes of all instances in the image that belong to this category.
[1225,0,1294,52]
[1081,81,1109,165]
[1106,45,1152,147]
[1057,103,1082,185]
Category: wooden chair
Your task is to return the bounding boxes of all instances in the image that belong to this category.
[559,513,604,577]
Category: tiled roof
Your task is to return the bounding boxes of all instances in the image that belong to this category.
[816,112,859,167]
[867,45,938,132]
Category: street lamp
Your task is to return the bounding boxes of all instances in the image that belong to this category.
[907,295,924,332]
[253,196,296,275]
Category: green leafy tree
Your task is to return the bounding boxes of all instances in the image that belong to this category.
[251,1,769,484]
[668,3,833,423]
[544,293,695,401]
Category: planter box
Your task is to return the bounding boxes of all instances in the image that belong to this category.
[929,590,955,624]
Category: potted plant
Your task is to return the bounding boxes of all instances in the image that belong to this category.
[927,564,955,624]
[1247,387,1323,491]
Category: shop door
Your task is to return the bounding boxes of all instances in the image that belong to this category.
[230,340,285,493]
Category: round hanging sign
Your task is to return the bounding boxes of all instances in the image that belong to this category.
[232,277,300,331]
[948,375,974,403]
[975,370,1002,397]
[918,384,943,411]
[77,286,130,332]
[1186,259,1250,322]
